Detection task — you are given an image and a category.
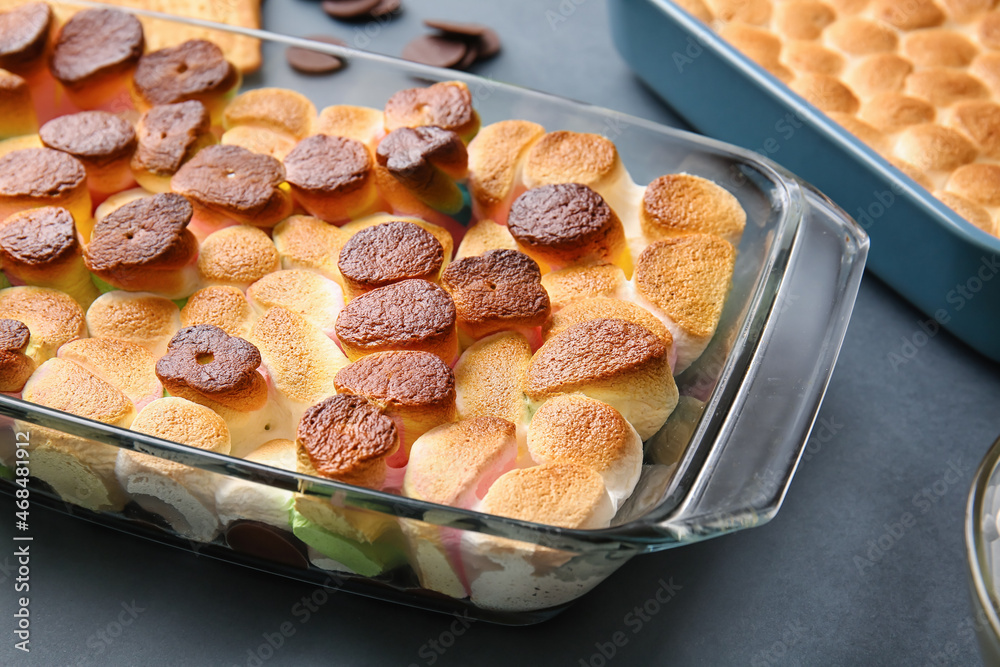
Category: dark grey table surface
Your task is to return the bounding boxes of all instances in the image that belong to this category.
[4,1,1000,665]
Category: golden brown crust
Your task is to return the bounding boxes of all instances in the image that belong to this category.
[49,8,144,88]
[948,101,1000,159]
[526,319,667,396]
[935,190,995,232]
[57,337,159,406]
[905,68,990,107]
[334,350,456,409]
[133,101,212,176]
[871,0,946,28]
[335,279,457,359]
[315,105,384,146]
[468,120,546,207]
[0,286,85,353]
[942,0,995,21]
[522,131,621,190]
[0,148,86,200]
[859,93,937,133]
[171,144,285,217]
[845,54,913,97]
[156,324,267,412]
[131,396,230,454]
[0,2,51,72]
[544,297,674,349]
[296,394,397,485]
[84,193,197,285]
[271,214,348,278]
[971,53,1000,96]
[197,225,279,288]
[945,163,1000,205]
[980,10,1000,48]
[441,249,550,337]
[507,183,625,265]
[825,18,899,55]
[902,29,979,68]
[284,134,372,195]
[782,41,846,76]
[894,123,978,172]
[180,286,254,339]
[641,174,746,242]
[338,221,444,294]
[85,292,179,356]
[528,394,634,472]
[773,1,836,39]
[719,23,781,68]
[790,74,861,113]
[541,263,626,311]
[383,81,478,139]
[635,234,736,339]
[23,357,133,424]
[0,206,78,270]
[133,39,238,107]
[223,88,316,140]
[480,463,609,529]
[454,332,532,424]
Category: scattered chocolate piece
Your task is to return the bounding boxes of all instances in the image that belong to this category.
[419,18,502,68]
[321,0,381,20]
[285,35,346,75]
[401,34,468,69]
[369,0,402,18]
[225,521,310,569]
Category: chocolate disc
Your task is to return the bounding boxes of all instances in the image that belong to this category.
[286,41,345,75]
[369,0,402,18]
[401,34,467,69]
[422,19,489,37]
[456,41,480,70]
[476,27,502,60]
[321,0,381,20]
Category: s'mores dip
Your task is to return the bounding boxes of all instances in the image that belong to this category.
[0,1,748,605]
[688,0,1000,235]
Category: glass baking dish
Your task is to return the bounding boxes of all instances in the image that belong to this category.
[0,4,868,624]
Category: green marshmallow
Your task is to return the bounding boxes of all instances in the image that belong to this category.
[291,510,406,578]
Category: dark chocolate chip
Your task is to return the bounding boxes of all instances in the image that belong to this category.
[401,34,468,69]
[456,40,480,70]
[422,18,490,38]
[286,36,346,75]
[476,27,502,60]
[369,0,402,18]
[321,0,381,20]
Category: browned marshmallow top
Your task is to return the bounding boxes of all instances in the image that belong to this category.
[335,279,456,353]
[133,101,212,176]
[384,81,476,136]
[641,174,746,240]
[84,193,197,278]
[297,394,398,481]
[0,2,51,71]
[375,126,468,187]
[0,207,78,268]
[181,286,254,338]
[49,8,144,88]
[480,463,608,529]
[0,148,86,199]
[156,324,267,411]
[338,221,444,292]
[283,134,372,195]
[507,183,620,258]
[133,39,238,106]
[0,317,33,391]
[334,350,455,408]
[526,319,668,397]
[40,111,137,166]
[171,144,285,216]
[441,249,550,333]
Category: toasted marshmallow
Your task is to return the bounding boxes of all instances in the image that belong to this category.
[284,134,378,223]
[903,29,977,68]
[39,111,137,198]
[905,68,989,107]
[0,148,91,237]
[49,8,144,110]
[0,70,37,139]
[271,214,349,283]
[93,187,154,226]
[403,417,518,508]
[383,81,480,143]
[935,191,994,233]
[630,234,736,374]
[845,54,913,98]
[781,41,845,77]
[249,306,349,424]
[334,350,457,471]
[480,463,614,529]
[198,225,279,291]
[467,120,546,222]
[828,113,891,155]
[220,125,297,161]
[871,0,945,29]
[215,438,297,528]
[640,174,746,247]
[455,219,518,259]
[116,396,231,542]
[86,291,180,359]
[131,101,216,194]
[946,164,1000,206]
[541,262,628,312]
[526,319,677,440]
[0,285,85,366]
[790,74,860,113]
[527,394,642,510]
[84,193,199,298]
[181,285,256,340]
[948,101,1000,160]
[825,17,898,55]
[334,279,458,364]
[223,87,317,140]
[0,3,52,76]
[370,164,466,233]
[507,183,629,273]
[337,221,444,300]
[22,357,134,511]
[521,131,629,204]
[247,269,345,340]
[897,123,979,173]
[315,105,384,152]
[132,40,240,124]
[57,338,162,411]
[859,94,936,134]
[296,394,398,488]
[441,249,550,345]
[0,206,99,308]
[544,297,676,369]
[376,126,468,214]
[454,332,532,430]
[0,318,33,392]
[171,144,292,233]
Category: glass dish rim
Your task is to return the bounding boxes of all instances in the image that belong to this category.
[966,434,1000,642]
[1,1,817,552]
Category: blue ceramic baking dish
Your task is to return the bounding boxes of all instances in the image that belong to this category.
[610,0,1000,362]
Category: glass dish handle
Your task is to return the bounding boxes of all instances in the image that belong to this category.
[654,182,868,547]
